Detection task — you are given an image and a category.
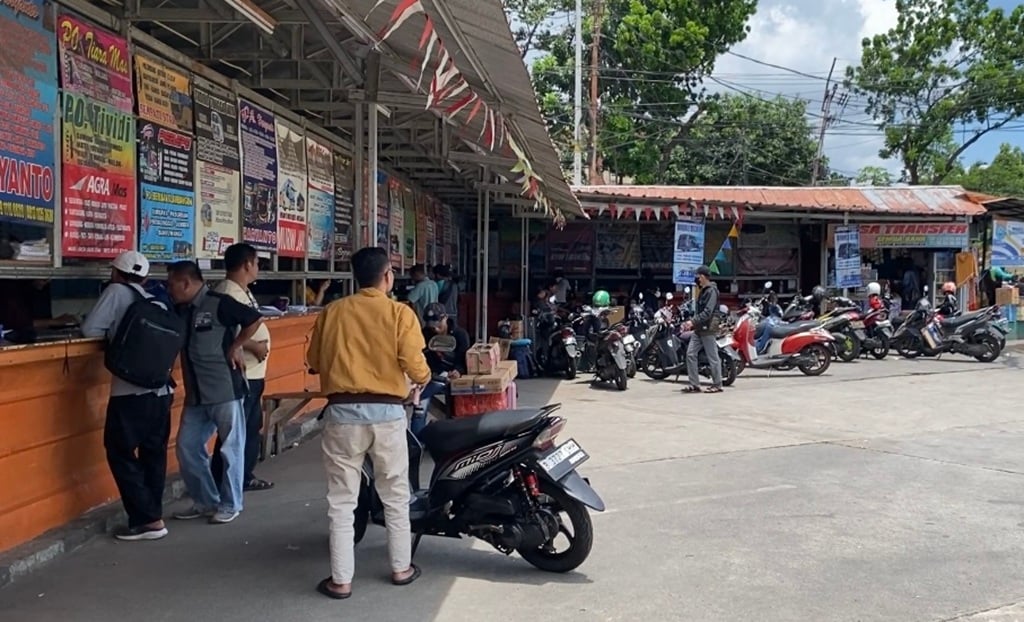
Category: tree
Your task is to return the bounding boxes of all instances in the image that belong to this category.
[855,165,894,186]
[658,94,820,186]
[504,0,571,58]
[950,143,1024,197]
[845,0,1024,185]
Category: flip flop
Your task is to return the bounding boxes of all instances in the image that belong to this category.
[392,564,421,586]
[681,386,702,393]
[244,478,275,492]
[704,386,723,394]
[316,578,352,600]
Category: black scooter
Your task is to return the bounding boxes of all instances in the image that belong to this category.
[354,405,605,573]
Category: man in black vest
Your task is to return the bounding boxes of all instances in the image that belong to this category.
[682,266,723,394]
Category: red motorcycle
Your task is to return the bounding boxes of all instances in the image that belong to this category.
[731,303,835,376]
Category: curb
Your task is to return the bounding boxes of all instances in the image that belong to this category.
[0,410,323,590]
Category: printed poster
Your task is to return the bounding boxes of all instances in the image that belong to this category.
[60,92,135,258]
[0,0,58,227]
[992,220,1024,268]
[305,136,334,260]
[238,98,277,250]
[137,122,195,261]
[672,220,705,285]
[415,195,427,264]
[193,77,239,169]
[546,222,594,276]
[134,54,193,133]
[388,181,403,265]
[57,14,131,113]
[376,172,389,250]
[833,225,862,288]
[596,223,640,270]
[275,120,306,257]
[426,205,436,266]
[333,152,353,263]
[403,196,415,266]
[196,162,239,258]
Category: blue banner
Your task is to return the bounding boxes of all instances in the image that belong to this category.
[673,220,706,285]
[0,0,58,226]
[139,184,195,261]
[834,225,862,288]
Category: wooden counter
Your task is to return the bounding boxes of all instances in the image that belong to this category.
[0,313,323,554]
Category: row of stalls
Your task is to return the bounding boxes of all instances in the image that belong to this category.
[0,0,580,555]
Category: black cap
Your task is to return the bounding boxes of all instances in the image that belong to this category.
[423,302,447,327]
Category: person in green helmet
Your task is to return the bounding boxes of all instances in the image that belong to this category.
[592,289,611,308]
[982,265,1016,305]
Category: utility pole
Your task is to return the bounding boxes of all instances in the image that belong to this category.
[572,0,583,185]
[811,57,840,186]
[588,0,603,184]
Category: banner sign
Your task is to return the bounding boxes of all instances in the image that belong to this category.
[595,223,640,270]
[833,225,862,288]
[134,54,193,133]
[56,14,132,113]
[828,223,970,249]
[305,137,334,260]
[275,120,306,257]
[0,0,58,226]
[388,182,404,265]
[403,196,415,266]
[196,161,239,258]
[546,222,594,276]
[332,152,353,263]
[672,220,705,285]
[238,98,277,250]
[60,92,135,258]
[138,122,194,261]
[992,220,1024,268]
[193,78,239,169]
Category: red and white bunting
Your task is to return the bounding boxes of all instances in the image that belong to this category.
[372,0,424,41]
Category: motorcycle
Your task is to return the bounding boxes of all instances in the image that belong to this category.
[731,301,835,376]
[354,404,605,573]
[860,303,892,359]
[892,286,1004,362]
[783,293,864,362]
[638,307,739,386]
[532,297,580,379]
[592,324,630,390]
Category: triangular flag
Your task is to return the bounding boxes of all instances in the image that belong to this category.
[709,260,720,274]
[728,224,739,238]
[715,249,727,262]
[721,238,732,250]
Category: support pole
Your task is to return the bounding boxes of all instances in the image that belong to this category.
[368,105,379,246]
[572,0,583,185]
[475,179,485,340]
[353,102,364,250]
[841,211,849,298]
[481,183,491,342]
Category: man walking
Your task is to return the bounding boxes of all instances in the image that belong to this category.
[212,243,274,492]
[81,251,173,541]
[682,266,723,394]
[166,261,263,524]
[406,263,438,322]
[307,247,431,599]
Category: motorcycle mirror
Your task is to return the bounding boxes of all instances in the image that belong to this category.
[665,293,674,301]
[764,280,773,290]
[427,334,457,353]
[923,285,929,294]
[684,286,692,294]
[719,304,729,314]
[548,295,557,304]
[639,293,644,301]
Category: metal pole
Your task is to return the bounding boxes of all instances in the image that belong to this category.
[482,186,491,342]
[476,184,485,340]
[572,0,583,185]
[353,102,364,251]
[521,216,528,324]
[841,211,849,298]
[368,105,379,247]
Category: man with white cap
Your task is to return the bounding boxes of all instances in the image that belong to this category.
[81,250,175,541]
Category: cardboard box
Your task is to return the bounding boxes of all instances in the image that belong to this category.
[995,286,1020,306]
[605,306,625,325]
[489,337,512,361]
[467,342,500,374]
[453,381,518,417]
[450,360,517,395]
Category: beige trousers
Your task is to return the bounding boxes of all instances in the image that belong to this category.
[321,418,411,584]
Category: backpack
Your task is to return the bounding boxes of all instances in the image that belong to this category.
[104,285,186,389]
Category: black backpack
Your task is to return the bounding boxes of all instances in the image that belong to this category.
[104,285,186,389]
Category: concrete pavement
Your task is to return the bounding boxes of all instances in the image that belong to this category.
[2,352,1024,621]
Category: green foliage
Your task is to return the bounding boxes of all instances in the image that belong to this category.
[845,0,1024,185]
[504,0,572,57]
[949,143,1024,197]
[855,165,894,186]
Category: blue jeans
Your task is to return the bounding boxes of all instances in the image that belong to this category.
[176,399,246,513]
[411,380,447,436]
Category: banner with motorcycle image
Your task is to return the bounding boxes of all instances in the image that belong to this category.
[275,120,307,257]
[833,225,863,288]
[672,220,705,285]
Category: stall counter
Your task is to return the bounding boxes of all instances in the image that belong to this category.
[0,313,323,555]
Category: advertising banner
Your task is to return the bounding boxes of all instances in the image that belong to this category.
[828,223,970,249]
[833,225,862,288]
[60,92,135,258]
[672,220,705,285]
[388,182,404,265]
[275,120,306,257]
[992,220,1024,268]
[376,173,390,251]
[134,54,193,133]
[332,152,353,263]
[305,136,334,260]
[193,77,239,169]
[639,225,673,272]
[137,122,195,261]
[403,196,415,266]
[415,195,427,264]
[595,223,639,270]
[546,222,594,276]
[238,98,277,250]
[0,0,58,227]
[56,14,132,113]
[196,161,239,258]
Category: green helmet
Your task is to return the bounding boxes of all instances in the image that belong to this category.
[592,289,611,307]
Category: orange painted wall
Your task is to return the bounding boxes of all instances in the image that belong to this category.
[0,313,322,555]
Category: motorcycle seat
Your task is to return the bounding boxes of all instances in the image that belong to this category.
[769,321,819,339]
[940,314,979,329]
[419,408,545,456]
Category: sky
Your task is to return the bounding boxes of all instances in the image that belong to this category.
[709,0,1024,179]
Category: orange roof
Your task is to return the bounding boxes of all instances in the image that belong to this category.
[572,185,987,217]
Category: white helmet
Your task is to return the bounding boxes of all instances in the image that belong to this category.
[866,282,881,296]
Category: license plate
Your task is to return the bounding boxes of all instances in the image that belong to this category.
[537,439,589,479]
[850,320,865,329]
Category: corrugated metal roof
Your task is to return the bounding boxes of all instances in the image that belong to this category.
[572,185,987,217]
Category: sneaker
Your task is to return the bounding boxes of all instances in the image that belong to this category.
[209,510,240,524]
[113,525,168,541]
[173,506,214,520]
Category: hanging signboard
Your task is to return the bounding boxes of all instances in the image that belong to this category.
[305,136,334,260]
[134,54,193,133]
[238,98,277,250]
[388,181,404,265]
[376,171,390,251]
[193,78,239,169]
[403,193,416,266]
[0,0,58,227]
[833,225,862,288]
[56,14,132,113]
[193,78,239,258]
[992,220,1024,268]
[672,220,705,285]
[275,120,306,257]
[332,152,353,263]
[137,122,195,261]
[595,223,640,270]
[60,92,135,258]
[415,195,428,264]
[827,223,970,249]
[546,222,594,276]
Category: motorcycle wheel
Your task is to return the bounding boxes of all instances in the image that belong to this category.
[974,334,1002,363]
[614,367,628,391]
[518,480,594,573]
[640,350,670,381]
[721,357,737,387]
[836,332,862,362]
[869,335,890,360]
[895,336,921,359]
[734,357,746,376]
[797,344,832,376]
[626,358,637,378]
[564,359,577,380]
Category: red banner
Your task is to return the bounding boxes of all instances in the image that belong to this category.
[61,162,135,257]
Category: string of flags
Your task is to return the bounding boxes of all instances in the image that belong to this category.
[583,203,745,224]
[709,223,740,275]
[367,0,559,223]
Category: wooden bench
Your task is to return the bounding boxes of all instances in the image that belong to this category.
[260,391,326,460]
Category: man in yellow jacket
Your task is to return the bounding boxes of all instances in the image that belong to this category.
[306,246,431,599]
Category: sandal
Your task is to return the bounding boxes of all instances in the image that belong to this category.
[244,478,275,492]
[681,386,702,393]
[316,577,352,600]
[392,564,422,586]
[704,386,723,394]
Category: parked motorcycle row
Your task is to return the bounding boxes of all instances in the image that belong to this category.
[531,280,1012,391]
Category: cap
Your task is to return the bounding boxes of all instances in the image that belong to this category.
[112,250,150,278]
[695,265,712,277]
[423,302,447,327]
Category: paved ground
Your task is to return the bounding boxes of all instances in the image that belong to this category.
[2,351,1024,621]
